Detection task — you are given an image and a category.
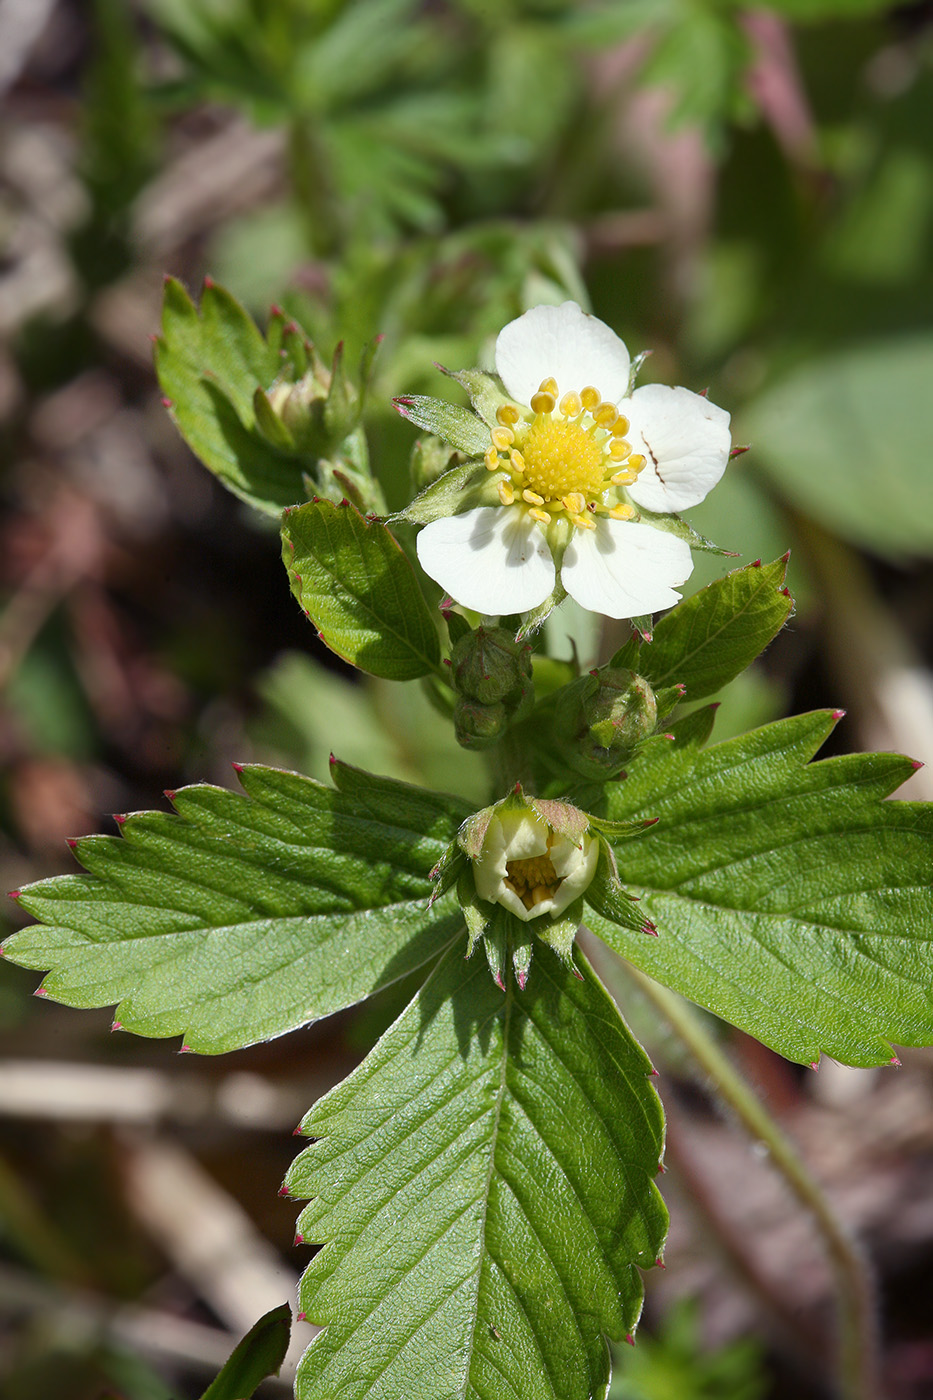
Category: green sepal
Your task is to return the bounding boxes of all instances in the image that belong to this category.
[482,904,510,986]
[635,503,733,555]
[393,394,491,456]
[459,870,490,957]
[443,608,473,648]
[534,897,585,971]
[585,840,656,938]
[516,578,568,638]
[281,499,441,680]
[253,386,297,450]
[445,367,517,429]
[398,458,496,525]
[511,919,535,987]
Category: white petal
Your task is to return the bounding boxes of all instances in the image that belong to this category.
[548,834,599,917]
[624,384,731,513]
[495,302,631,408]
[561,518,694,620]
[415,507,555,615]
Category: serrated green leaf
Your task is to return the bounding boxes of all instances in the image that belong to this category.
[198,1303,291,1400]
[589,711,933,1067]
[394,394,491,456]
[612,559,794,701]
[281,500,441,680]
[3,765,469,1053]
[155,278,313,515]
[287,941,667,1400]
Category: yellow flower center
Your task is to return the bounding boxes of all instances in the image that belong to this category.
[504,853,559,911]
[521,418,606,501]
[485,377,648,531]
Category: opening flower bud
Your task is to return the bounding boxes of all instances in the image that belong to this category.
[459,794,598,923]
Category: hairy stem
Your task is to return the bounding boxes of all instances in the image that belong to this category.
[611,959,883,1400]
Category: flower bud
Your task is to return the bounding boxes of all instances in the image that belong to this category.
[555,667,657,779]
[453,696,508,749]
[458,791,597,924]
[450,626,532,707]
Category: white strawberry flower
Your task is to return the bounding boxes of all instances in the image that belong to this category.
[414,301,731,620]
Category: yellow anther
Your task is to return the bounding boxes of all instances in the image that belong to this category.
[530,391,556,415]
[607,504,635,520]
[537,377,558,398]
[562,492,586,514]
[485,447,500,471]
[609,438,632,461]
[570,513,597,531]
[612,415,631,437]
[522,488,545,506]
[509,448,525,472]
[580,386,600,410]
[628,453,647,473]
[497,479,515,505]
[496,404,520,426]
[491,427,514,450]
[593,402,618,428]
[611,470,637,486]
[529,508,551,524]
[559,391,582,419]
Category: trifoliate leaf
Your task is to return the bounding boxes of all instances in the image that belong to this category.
[4,764,469,1053]
[286,941,667,1400]
[281,499,441,680]
[612,558,793,700]
[589,711,933,1067]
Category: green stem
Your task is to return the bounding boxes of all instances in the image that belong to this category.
[619,964,883,1400]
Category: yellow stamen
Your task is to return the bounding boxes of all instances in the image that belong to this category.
[562,492,586,514]
[612,416,631,437]
[496,404,520,426]
[611,470,637,486]
[628,453,647,473]
[607,504,635,520]
[529,508,551,524]
[485,447,500,471]
[559,391,582,419]
[530,391,556,415]
[570,513,597,531]
[509,448,525,472]
[504,853,560,911]
[580,386,600,410]
[609,438,632,461]
[594,402,618,428]
[537,377,558,398]
[522,488,545,506]
[497,480,515,505]
[491,427,514,450]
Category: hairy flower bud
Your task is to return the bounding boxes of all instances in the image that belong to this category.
[556,667,657,779]
[451,626,532,707]
[454,697,508,749]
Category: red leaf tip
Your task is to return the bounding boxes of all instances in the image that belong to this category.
[178,1044,193,1054]
[66,838,78,849]
[231,762,244,773]
[293,1234,305,1247]
[111,1020,123,1032]
[113,813,127,825]
[625,1333,636,1347]
[655,1257,666,1269]
[750,558,762,568]
[910,759,925,771]
[831,708,847,721]
[277,1185,291,1197]
[202,274,215,289]
[164,790,176,802]
[8,890,21,901]
[161,396,173,409]
[890,1054,902,1067]
[810,1060,820,1072]
[296,1311,307,1322]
